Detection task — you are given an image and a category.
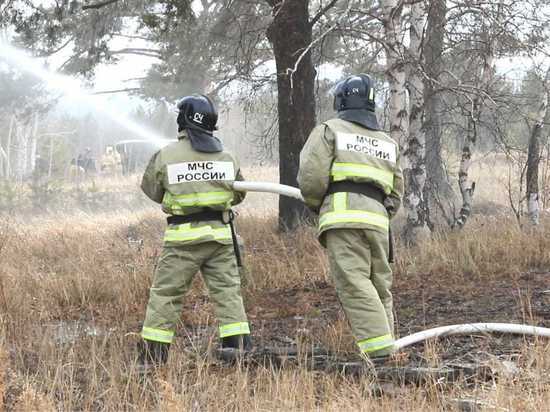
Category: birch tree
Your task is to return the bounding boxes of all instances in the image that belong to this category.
[379,0,408,146]
[423,0,458,229]
[454,34,496,229]
[0,65,50,180]
[403,0,428,242]
[526,67,550,226]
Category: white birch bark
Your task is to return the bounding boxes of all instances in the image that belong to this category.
[28,113,39,174]
[526,67,550,226]
[0,146,7,178]
[380,0,409,146]
[454,52,494,228]
[403,0,428,242]
[6,115,15,178]
[48,137,54,178]
[12,120,27,182]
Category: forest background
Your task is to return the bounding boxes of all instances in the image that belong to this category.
[1,0,550,237]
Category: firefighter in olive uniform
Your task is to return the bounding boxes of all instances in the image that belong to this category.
[139,94,251,367]
[298,74,403,361]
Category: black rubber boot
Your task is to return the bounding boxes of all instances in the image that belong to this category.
[217,334,253,363]
[221,334,253,350]
[137,340,170,373]
[369,355,391,367]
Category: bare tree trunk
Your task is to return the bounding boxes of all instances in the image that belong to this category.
[526,68,550,226]
[26,113,39,177]
[380,0,408,146]
[454,53,494,228]
[423,0,455,229]
[0,146,6,179]
[48,136,54,178]
[403,0,428,244]
[454,113,476,227]
[6,115,14,178]
[266,0,316,231]
[12,120,27,183]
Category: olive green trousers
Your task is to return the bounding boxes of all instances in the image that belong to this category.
[325,228,395,357]
[141,242,249,344]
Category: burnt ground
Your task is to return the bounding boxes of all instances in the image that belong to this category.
[17,269,549,366]
[234,270,550,368]
[144,269,550,375]
[4,270,549,411]
[7,270,549,394]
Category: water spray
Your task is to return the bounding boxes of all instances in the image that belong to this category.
[0,41,171,148]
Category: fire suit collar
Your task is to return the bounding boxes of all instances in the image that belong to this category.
[178,127,223,153]
[337,109,380,131]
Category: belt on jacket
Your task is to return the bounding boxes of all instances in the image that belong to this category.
[167,210,242,267]
[327,181,385,204]
[326,181,394,263]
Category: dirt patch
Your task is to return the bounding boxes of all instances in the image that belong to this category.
[234,270,550,361]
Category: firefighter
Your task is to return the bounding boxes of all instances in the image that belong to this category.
[139,94,251,368]
[77,147,96,174]
[297,74,403,362]
[100,145,123,176]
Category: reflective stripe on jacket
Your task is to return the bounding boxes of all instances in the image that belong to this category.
[141,130,245,246]
[297,118,403,241]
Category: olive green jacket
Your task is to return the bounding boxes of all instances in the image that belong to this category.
[298,118,403,239]
[141,130,245,246]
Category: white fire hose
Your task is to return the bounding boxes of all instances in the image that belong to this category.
[233,181,304,201]
[394,323,550,349]
[232,180,550,347]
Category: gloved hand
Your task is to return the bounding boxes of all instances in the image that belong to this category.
[384,198,397,219]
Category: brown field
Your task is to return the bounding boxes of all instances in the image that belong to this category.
[1,157,550,411]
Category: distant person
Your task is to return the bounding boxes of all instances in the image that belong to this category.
[33,155,48,176]
[32,155,49,185]
[77,147,96,174]
[138,94,251,370]
[298,74,403,364]
[115,143,131,175]
[100,145,122,176]
[68,157,85,180]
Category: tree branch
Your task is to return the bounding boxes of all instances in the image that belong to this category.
[37,36,74,57]
[82,0,119,10]
[287,2,354,90]
[91,87,142,95]
[109,48,162,58]
[310,0,339,27]
[112,34,151,41]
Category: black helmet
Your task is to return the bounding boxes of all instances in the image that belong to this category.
[333,74,376,113]
[177,94,218,132]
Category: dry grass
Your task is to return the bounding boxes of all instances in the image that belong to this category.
[394,216,550,282]
[0,344,7,411]
[12,385,56,412]
[1,159,550,410]
[1,209,549,410]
